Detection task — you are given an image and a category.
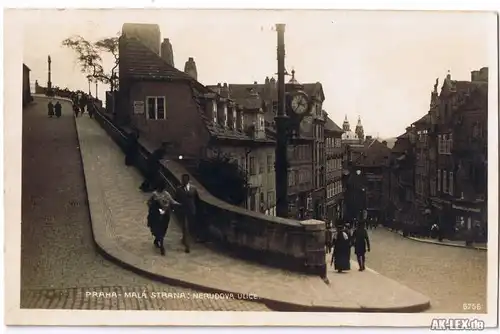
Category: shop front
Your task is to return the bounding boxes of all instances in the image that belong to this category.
[451,200,486,242]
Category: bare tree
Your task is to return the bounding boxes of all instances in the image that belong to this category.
[62,33,119,91]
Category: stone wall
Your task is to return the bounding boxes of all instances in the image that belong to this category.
[88,99,326,276]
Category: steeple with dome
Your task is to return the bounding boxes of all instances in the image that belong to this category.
[355,116,365,140]
[342,114,350,132]
[341,115,365,144]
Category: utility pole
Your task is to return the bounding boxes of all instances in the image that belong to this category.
[275,23,289,218]
[47,55,52,96]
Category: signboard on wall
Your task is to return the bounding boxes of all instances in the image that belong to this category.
[133,101,145,115]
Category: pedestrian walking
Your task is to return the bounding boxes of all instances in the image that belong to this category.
[124,130,140,166]
[47,101,54,118]
[73,104,80,117]
[140,142,169,192]
[325,223,334,254]
[54,101,62,118]
[146,182,180,256]
[331,223,351,273]
[175,174,203,253]
[351,221,371,271]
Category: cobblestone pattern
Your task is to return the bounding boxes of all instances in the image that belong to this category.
[362,228,487,313]
[20,97,269,311]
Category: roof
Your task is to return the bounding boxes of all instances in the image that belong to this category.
[325,117,343,133]
[392,135,411,154]
[23,63,31,71]
[413,114,430,126]
[120,36,274,144]
[119,36,193,81]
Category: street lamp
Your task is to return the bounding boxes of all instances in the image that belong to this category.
[274,23,289,218]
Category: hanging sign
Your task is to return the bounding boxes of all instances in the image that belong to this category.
[133,101,145,115]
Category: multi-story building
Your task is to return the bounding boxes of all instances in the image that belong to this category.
[389,68,488,241]
[214,71,326,220]
[388,129,417,229]
[325,116,344,226]
[429,68,488,239]
[116,23,277,215]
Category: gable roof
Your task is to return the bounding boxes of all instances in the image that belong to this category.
[23,63,31,71]
[413,114,430,126]
[325,116,343,133]
[119,36,193,81]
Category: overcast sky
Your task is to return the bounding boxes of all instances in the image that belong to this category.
[21,9,496,138]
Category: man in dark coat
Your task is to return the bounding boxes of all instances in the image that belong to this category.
[125,130,140,166]
[54,101,62,118]
[47,101,54,117]
[140,142,169,192]
[351,221,371,271]
[175,174,202,253]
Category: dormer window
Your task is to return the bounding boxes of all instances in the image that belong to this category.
[236,108,244,131]
[232,108,237,130]
[212,100,217,123]
[223,103,228,127]
[227,105,235,130]
[259,114,265,131]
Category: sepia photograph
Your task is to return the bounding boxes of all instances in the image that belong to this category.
[3,5,499,328]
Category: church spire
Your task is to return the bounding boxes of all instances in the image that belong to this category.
[342,114,350,131]
[355,115,364,141]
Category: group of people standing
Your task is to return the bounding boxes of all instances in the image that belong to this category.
[326,220,371,273]
[123,132,206,256]
[47,100,62,118]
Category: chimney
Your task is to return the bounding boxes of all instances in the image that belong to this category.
[184,57,198,81]
[221,82,229,97]
[382,140,388,147]
[254,81,258,85]
[160,38,174,67]
[471,70,479,82]
[269,77,276,86]
[366,135,373,141]
[265,76,270,85]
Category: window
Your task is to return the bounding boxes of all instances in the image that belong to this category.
[437,169,441,192]
[449,171,454,196]
[232,109,237,130]
[267,191,274,208]
[249,156,256,175]
[258,157,264,174]
[438,135,442,154]
[212,101,218,123]
[267,154,273,173]
[146,96,166,120]
[442,169,447,193]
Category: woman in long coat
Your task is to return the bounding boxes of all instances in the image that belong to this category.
[147,183,180,256]
[331,223,351,273]
[351,221,370,271]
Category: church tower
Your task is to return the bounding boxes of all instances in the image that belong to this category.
[355,116,365,141]
[342,115,350,132]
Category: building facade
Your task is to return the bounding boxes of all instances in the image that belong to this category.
[117,23,277,215]
[23,64,32,107]
[325,116,344,226]
[213,72,326,220]
[389,68,488,241]
[429,69,488,240]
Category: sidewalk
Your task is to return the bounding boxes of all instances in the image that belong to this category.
[387,228,487,251]
[75,115,431,312]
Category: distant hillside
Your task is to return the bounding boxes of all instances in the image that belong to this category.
[382,137,397,149]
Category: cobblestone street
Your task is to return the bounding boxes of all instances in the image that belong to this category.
[20,96,269,311]
[359,228,487,313]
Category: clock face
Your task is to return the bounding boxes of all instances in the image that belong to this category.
[291,94,309,115]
